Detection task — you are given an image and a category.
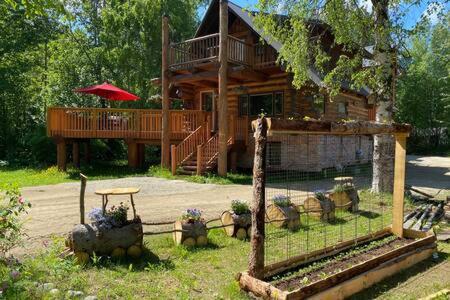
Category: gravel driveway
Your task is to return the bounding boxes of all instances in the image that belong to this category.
[18,155,449,254]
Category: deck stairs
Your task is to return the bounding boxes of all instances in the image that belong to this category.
[171,124,234,176]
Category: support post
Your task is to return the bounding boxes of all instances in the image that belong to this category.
[79,173,87,224]
[56,139,67,171]
[128,141,138,168]
[171,145,177,175]
[73,142,80,168]
[249,117,267,279]
[196,145,203,175]
[392,133,408,237]
[217,0,228,177]
[138,143,145,168]
[161,15,171,168]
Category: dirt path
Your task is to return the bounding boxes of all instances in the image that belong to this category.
[18,155,449,254]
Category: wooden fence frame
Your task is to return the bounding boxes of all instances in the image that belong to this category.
[248,117,412,279]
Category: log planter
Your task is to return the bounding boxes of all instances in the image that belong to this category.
[303,196,335,221]
[238,228,436,300]
[221,211,252,240]
[329,186,359,212]
[68,220,144,259]
[266,204,300,230]
[173,220,208,247]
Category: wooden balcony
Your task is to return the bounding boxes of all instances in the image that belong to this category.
[47,107,211,142]
[47,107,250,143]
[169,33,277,71]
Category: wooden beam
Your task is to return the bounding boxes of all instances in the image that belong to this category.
[249,117,267,280]
[229,66,268,82]
[73,142,80,168]
[161,15,170,168]
[257,118,412,136]
[56,140,67,171]
[392,133,408,237]
[218,0,228,176]
[172,71,219,84]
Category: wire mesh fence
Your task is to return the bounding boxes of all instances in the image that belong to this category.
[264,133,394,267]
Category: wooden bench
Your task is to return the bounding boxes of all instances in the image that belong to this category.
[95,187,140,219]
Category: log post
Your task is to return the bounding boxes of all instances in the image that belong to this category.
[79,173,87,224]
[249,117,267,279]
[161,15,171,168]
[196,145,203,175]
[217,0,228,176]
[392,133,408,237]
[127,141,138,168]
[171,145,177,175]
[73,142,80,168]
[56,139,67,171]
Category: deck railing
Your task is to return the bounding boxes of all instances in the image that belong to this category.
[169,34,276,70]
[47,107,211,140]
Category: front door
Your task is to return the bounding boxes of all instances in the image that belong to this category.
[201,91,216,132]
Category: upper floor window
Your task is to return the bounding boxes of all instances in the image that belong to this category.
[337,101,348,117]
[239,92,283,116]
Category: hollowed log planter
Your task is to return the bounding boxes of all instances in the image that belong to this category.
[238,228,436,300]
[173,220,208,246]
[266,204,300,230]
[68,221,143,256]
[303,197,336,221]
[329,187,359,212]
[221,211,251,239]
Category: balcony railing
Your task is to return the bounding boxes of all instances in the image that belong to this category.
[169,33,277,71]
[47,107,211,140]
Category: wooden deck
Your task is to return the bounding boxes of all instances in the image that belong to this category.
[47,107,212,141]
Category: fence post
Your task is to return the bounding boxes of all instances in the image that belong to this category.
[249,117,267,279]
[79,173,87,224]
[392,133,408,237]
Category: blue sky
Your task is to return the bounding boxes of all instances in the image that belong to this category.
[198,0,449,29]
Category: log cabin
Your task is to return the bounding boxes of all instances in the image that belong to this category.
[47,0,376,175]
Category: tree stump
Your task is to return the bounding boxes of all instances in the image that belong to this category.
[330,186,359,212]
[69,221,143,256]
[220,211,251,239]
[266,204,300,230]
[304,196,335,221]
[173,220,207,246]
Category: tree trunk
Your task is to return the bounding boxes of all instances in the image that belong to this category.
[248,117,267,280]
[371,0,395,193]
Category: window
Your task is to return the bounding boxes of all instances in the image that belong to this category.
[238,92,283,116]
[313,94,325,115]
[267,142,282,166]
[337,102,348,116]
[201,92,213,112]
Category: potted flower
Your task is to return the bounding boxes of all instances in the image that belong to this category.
[304,190,336,221]
[173,208,207,247]
[266,194,300,230]
[329,183,359,211]
[221,200,251,240]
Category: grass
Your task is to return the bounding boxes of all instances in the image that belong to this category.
[2,228,449,300]
[0,162,252,188]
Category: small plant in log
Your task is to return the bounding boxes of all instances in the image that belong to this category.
[173,208,208,247]
[221,200,252,240]
[68,203,143,262]
[304,190,335,221]
[329,183,360,212]
[266,195,300,230]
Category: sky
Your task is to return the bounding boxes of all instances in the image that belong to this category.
[198,0,449,29]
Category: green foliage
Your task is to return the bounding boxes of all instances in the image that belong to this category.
[395,15,450,154]
[231,200,250,215]
[272,194,292,207]
[0,184,31,256]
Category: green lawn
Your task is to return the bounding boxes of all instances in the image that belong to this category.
[0,162,252,188]
[1,228,449,300]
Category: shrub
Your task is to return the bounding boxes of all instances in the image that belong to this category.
[272,194,292,207]
[181,208,202,223]
[0,184,31,257]
[231,200,250,215]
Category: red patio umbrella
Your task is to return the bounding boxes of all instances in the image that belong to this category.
[74,82,140,101]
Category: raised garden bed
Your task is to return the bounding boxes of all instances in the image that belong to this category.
[238,228,436,300]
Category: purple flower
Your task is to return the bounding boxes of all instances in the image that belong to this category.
[10,270,20,281]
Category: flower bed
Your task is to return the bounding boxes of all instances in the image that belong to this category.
[173,208,208,246]
[221,200,252,240]
[238,229,437,300]
[266,195,300,230]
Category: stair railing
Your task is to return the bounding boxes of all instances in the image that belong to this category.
[196,133,234,175]
[171,120,210,175]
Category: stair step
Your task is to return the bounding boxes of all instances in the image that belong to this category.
[178,169,196,175]
[182,166,198,171]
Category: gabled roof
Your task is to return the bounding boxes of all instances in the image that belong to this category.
[196,0,371,97]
